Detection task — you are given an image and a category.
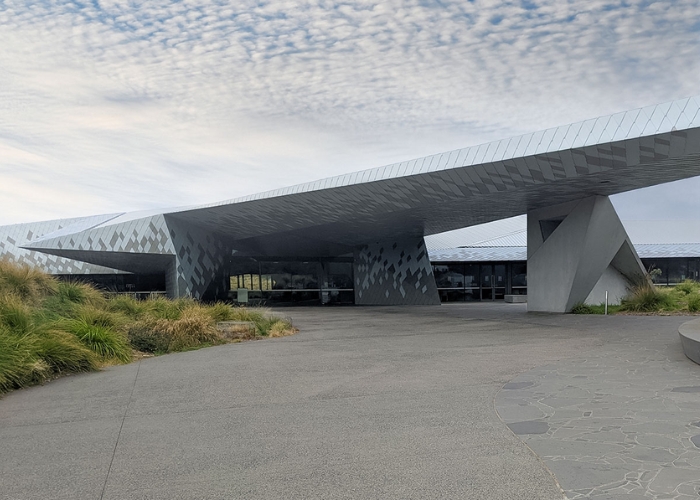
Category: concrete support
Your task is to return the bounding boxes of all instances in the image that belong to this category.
[527,196,647,313]
[354,237,440,305]
[163,216,231,300]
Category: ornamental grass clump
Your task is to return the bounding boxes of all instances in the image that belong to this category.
[127,306,223,353]
[0,260,58,304]
[688,294,700,313]
[620,283,675,312]
[676,280,700,295]
[57,307,131,364]
[0,260,297,395]
[0,327,51,393]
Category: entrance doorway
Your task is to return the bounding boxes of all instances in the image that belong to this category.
[480,264,506,300]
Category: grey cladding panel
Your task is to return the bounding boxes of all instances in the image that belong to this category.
[354,238,440,305]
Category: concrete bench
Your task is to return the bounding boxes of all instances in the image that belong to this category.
[504,295,527,303]
[679,318,700,366]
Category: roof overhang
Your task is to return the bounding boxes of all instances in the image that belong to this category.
[23,96,700,263]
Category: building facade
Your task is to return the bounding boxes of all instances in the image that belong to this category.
[2,96,700,312]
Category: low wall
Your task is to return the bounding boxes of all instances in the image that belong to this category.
[679,318,700,366]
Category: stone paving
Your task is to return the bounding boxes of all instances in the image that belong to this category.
[496,319,700,500]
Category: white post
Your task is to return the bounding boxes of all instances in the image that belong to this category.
[605,290,608,315]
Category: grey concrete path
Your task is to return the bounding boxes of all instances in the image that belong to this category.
[0,304,695,499]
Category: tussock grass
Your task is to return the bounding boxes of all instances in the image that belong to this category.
[688,294,700,313]
[620,283,675,312]
[268,320,298,338]
[675,280,700,295]
[0,261,58,303]
[0,260,296,394]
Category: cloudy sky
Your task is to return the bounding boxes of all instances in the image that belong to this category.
[0,0,698,226]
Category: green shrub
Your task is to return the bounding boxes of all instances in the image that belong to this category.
[688,294,700,313]
[676,280,699,295]
[127,322,171,353]
[621,283,675,312]
[570,303,594,314]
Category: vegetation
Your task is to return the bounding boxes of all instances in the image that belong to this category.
[569,302,621,315]
[0,260,296,395]
[570,279,700,314]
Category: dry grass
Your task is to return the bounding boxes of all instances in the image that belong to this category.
[0,260,298,395]
[268,321,298,338]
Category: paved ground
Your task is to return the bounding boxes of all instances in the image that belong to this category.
[496,315,700,499]
[0,303,697,499]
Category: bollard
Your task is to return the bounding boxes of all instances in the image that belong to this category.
[605,291,608,315]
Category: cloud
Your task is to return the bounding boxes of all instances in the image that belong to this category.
[0,0,698,224]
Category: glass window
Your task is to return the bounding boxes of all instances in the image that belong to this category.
[439,289,466,302]
[689,259,700,282]
[464,265,479,288]
[325,262,353,289]
[667,259,687,285]
[291,262,319,290]
[261,262,293,290]
[642,259,667,285]
[433,264,465,289]
[511,262,527,287]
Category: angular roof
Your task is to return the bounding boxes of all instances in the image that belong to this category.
[23,95,700,265]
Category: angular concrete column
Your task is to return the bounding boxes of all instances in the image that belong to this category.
[354,237,440,305]
[527,196,647,313]
[164,216,232,300]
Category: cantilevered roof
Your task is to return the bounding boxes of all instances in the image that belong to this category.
[26,95,700,262]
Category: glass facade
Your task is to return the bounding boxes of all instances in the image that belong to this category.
[641,258,700,285]
[57,273,166,293]
[77,256,699,305]
[432,261,525,302]
[230,258,354,305]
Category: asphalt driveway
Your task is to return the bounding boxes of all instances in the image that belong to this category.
[0,303,693,500]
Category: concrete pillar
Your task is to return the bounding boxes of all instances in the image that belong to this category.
[527,196,647,313]
[163,216,231,300]
[353,237,440,305]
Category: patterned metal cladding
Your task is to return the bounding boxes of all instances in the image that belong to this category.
[28,214,174,255]
[164,216,231,299]
[22,214,232,300]
[160,95,700,245]
[354,238,440,305]
[0,215,125,274]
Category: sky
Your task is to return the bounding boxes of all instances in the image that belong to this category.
[0,0,699,226]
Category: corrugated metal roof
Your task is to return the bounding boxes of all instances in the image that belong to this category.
[425,218,700,251]
[424,216,527,250]
[427,243,700,262]
[429,247,527,262]
[635,243,700,258]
